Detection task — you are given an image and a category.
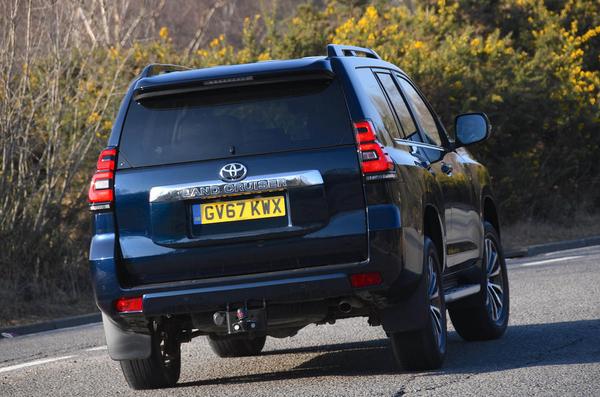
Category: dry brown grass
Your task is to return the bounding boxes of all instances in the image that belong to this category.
[501,212,600,250]
[0,287,96,328]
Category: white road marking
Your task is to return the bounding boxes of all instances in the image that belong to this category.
[0,355,76,374]
[510,255,583,268]
[85,345,107,352]
[4,321,103,340]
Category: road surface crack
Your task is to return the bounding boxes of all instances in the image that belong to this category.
[391,375,418,396]
[524,336,585,366]
[391,373,476,396]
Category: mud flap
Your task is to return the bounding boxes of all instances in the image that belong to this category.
[378,271,429,334]
[102,313,151,360]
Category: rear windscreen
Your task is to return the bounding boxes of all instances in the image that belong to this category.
[118,78,353,168]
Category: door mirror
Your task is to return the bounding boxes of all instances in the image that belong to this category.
[455,113,491,147]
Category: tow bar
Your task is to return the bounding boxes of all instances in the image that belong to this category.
[212,301,267,334]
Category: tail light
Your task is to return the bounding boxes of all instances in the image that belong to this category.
[88,147,117,211]
[354,120,395,179]
[115,296,143,313]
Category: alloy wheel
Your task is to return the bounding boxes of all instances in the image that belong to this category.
[428,255,445,351]
[484,237,505,322]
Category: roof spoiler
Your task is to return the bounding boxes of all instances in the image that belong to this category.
[326,44,381,60]
[139,64,190,78]
[133,70,334,101]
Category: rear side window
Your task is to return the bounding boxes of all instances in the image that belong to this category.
[376,73,418,139]
[355,68,400,141]
[397,78,442,146]
[118,79,353,168]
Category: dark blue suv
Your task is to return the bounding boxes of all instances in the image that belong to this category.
[89,45,509,389]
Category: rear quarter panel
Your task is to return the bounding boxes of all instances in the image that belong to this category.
[332,56,448,284]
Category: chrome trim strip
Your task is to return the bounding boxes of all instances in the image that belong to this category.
[365,172,397,181]
[149,170,324,203]
[89,203,111,211]
[393,139,445,152]
[444,284,481,303]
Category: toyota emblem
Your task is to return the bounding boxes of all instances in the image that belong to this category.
[219,163,247,182]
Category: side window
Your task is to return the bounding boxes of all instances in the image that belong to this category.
[355,68,401,141]
[376,73,418,140]
[397,77,443,147]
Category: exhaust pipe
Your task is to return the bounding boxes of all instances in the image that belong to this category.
[338,300,352,314]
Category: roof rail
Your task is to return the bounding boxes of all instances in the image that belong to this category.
[326,44,381,60]
[139,64,190,78]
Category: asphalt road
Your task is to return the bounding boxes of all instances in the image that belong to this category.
[1,245,599,396]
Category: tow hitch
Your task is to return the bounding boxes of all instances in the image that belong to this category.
[213,302,267,334]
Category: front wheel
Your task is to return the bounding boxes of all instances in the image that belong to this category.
[448,221,509,341]
[390,237,447,370]
[119,326,181,390]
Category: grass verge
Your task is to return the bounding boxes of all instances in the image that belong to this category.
[501,212,600,250]
[0,289,96,329]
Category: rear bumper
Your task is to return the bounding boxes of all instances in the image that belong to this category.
[91,252,393,318]
[142,273,352,316]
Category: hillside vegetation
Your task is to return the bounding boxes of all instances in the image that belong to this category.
[0,0,598,323]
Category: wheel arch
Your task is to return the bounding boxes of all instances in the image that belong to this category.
[482,194,500,238]
[423,204,445,269]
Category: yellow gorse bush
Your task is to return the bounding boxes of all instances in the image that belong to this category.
[159,26,169,40]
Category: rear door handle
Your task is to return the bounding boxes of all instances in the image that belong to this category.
[441,162,453,175]
[412,152,431,170]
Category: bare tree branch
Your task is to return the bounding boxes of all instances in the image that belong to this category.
[77,6,97,46]
[184,0,227,59]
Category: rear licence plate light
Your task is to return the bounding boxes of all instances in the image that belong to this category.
[192,195,286,225]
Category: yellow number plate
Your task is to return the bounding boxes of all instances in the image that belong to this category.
[192,196,286,225]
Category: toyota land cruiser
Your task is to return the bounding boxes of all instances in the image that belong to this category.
[89,44,510,389]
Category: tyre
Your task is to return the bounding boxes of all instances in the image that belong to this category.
[119,327,181,390]
[207,334,267,358]
[390,237,447,370]
[448,221,509,341]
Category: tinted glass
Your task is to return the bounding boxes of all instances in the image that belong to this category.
[398,78,442,146]
[376,73,418,139]
[355,68,400,141]
[119,79,353,167]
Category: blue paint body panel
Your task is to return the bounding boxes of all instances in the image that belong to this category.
[90,52,437,339]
